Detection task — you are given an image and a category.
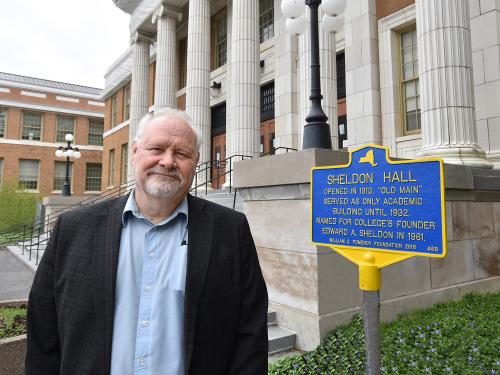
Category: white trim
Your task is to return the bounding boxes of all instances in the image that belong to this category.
[103,120,130,138]
[56,96,79,103]
[0,87,10,93]
[84,190,102,194]
[0,138,103,151]
[0,99,104,118]
[0,79,101,99]
[21,90,47,98]
[88,101,105,107]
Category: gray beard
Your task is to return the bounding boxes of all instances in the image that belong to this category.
[143,166,185,198]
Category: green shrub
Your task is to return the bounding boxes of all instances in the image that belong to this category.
[0,180,40,233]
[269,292,500,374]
[0,306,27,339]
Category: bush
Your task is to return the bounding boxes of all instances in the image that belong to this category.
[269,292,500,374]
[0,181,40,232]
[0,306,27,339]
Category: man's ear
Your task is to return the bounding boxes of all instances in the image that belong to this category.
[130,141,138,166]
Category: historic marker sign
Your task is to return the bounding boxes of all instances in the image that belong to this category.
[311,145,447,258]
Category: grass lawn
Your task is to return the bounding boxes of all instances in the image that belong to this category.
[0,306,27,339]
[269,292,500,374]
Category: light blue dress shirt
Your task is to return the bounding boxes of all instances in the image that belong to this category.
[110,191,188,375]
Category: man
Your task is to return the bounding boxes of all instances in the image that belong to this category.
[26,108,268,375]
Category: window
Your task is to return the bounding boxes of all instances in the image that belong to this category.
[123,84,131,121]
[18,160,39,190]
[211,103,226,137]
[56,117,75,143]
[0,109,6,137]
[111,94,118,127]
[400,28,420,133]
[260,0,274,43]
[108,149,115,187]
[177,38,188,89]
[336,52,346,99]
[22,113,42,141]
[88,119,103,146]
[85,163,102,191]
[213,10,227,69]
[120,143,128,184]
[53,161,72,191]
[261,81,275,121]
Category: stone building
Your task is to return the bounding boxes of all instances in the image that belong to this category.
[102,0,500,350]
[0,72,104,196]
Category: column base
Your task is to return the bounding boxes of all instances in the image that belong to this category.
[486,151,500,170]
[419,147,493,169]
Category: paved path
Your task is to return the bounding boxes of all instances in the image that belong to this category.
[0,247,34,301]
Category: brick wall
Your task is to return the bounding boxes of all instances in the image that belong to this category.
[102,124,130,190]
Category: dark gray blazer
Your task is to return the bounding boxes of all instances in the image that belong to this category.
[26,194,268,375]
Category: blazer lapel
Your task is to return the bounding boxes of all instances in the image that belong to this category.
[184,195,215,373]
[92,195,128,375]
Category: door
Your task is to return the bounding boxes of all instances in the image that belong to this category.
[211,133,226,189]
[260,120,275,156]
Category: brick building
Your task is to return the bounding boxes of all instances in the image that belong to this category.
[0,72,104,196]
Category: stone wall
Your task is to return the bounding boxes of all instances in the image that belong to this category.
[234,149,500,350]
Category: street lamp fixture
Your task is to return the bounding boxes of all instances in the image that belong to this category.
[281,0,346,149]
[55,133,81,196]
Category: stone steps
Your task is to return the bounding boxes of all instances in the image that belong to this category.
[195,189,244,212]
[267,309,296,355]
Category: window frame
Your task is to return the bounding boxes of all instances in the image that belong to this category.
[88,118,104,146]
[18,159,40,191]
[123,84,131,122]
[259,0,274,43]
[108,149,115,188]
[21,112,43,141]
[111,94,118,127]
[85,163,102,192]
[56,116,75,143]
[212,9,228,70]
[0,108,7,138]
[120,143,128,185]
[399,26,421,136]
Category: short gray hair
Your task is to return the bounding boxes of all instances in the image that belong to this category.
[134,107,202,151]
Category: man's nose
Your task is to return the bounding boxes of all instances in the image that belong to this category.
[158,150,176,168]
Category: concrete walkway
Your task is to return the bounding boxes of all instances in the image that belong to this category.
[0,247,34,301]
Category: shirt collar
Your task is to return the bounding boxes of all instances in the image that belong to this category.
[122,190,189,227]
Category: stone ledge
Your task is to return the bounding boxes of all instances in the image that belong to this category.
[0,335,26,375]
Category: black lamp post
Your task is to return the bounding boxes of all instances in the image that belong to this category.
[55,133,81,197]
[281,0,345,149]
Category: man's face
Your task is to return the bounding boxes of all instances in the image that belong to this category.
[131,115,199,200]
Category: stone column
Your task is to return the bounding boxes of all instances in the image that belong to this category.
[186,0,211,168]
[344,0,382,149]
[298,10,338,150]
[129,31,152,149]
[228,0,260,158]
[417,0,491,167]
[153,5,182,110]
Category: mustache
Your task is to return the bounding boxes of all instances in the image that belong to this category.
[146,166,181,180]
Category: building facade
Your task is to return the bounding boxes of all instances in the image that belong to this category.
[0,72,104,196]
[103,0,500,182]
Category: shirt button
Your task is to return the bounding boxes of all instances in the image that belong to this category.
[145,285,152,292]
[138,358,145,367]
[142,320,149,327]
[147,251,155,257]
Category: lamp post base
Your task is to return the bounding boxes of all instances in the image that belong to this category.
[303,122,333,149]
[62,183,71,197]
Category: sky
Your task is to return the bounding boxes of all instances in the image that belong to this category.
[0,0,131,89]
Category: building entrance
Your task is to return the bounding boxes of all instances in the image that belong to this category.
[211,133,226,189]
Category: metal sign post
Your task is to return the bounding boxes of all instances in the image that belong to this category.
[311,145,447,375]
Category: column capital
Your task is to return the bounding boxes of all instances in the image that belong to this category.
[130,31,155,45]
[152,4,182,24]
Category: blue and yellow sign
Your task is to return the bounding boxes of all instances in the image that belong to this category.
[311,144,447,266]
